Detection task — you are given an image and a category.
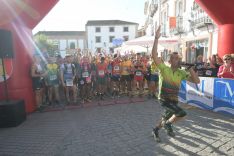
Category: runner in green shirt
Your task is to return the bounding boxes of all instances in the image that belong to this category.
[151,26,200,142]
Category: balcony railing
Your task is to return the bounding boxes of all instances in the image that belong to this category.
[150,4,158,17]
[193,16,213,28]
[170,16,185,35]
[161,0,168,4]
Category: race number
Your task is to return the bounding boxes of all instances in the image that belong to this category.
[136,71,142,76]
[114,66,120,71]
[82,71,89,78]
[49,75,57,81]
[98,70,105,76]
[66,79,73,86]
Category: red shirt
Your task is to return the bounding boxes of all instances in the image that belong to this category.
[111,60,121,75]
[96,63,107,77]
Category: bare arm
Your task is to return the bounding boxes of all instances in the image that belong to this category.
[31,64,46,77]
[152,26,162,66]
[187,67,200,84]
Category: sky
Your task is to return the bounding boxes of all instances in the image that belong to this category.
[32,0,146,34]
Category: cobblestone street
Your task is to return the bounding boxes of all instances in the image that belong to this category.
[0,99,233,156]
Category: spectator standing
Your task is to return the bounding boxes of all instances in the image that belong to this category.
[194,55,207,76]
[204,54,220,77]
[217,54,234,79]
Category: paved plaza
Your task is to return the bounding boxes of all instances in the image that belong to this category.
[0,98,233,156]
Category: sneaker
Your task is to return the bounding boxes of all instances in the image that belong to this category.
[100,94,104,100]
[111,91,115,99]
[86,99,92,103]
[164,123,175,137]
[152,128,161,142]
[115,91,120,98]
[36,106,44,113]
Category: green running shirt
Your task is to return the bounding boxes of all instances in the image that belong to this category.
[157,63,189,102]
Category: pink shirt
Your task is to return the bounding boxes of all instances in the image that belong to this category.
[217,63,234,79]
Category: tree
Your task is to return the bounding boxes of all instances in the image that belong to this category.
[34,34,57,57]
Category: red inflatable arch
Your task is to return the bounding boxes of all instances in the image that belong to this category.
[0,0,59,113]
[195,0,234,58]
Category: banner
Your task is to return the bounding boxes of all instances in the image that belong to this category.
[213,79,234,115]
[169,17,176,29]
[179,77,234,116]
[186,77,214,110]
[178,80,186,103]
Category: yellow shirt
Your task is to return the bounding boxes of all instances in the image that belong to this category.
[121,60,132,75]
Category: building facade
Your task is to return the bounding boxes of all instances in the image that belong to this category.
[86,20,139,54]
[144,0,217,63]
[34,31,86,57]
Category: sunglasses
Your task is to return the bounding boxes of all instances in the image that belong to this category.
[224,58,231,61]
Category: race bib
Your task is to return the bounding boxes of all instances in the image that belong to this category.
[206,70,212,76]
[123,67,128,71]
[114,66,120,71]
[136,71,142,76]
[49,75,57,81]
[152,71,158,75]
[82,71,89,78]
[80,80,84,85]
[98,70,105,76]
[66,79,73,86]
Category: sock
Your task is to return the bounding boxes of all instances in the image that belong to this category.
[165,120,172,125]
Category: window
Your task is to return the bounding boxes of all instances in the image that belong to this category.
[95,27,101,32]
[109,36,115,43]
[123,27,129,32]
[70,42,76,49]
[109,27,115,32]
[109,48,114,53]
[95,36,101,43]
[123,36,129,41]
[96,48,101,53]
[68,40,77,49]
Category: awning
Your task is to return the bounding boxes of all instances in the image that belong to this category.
[125,35,179,47]
[114,44,164,55]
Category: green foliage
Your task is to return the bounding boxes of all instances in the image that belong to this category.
[34,34,57,57]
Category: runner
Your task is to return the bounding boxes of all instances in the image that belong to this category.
[31,55,47,112]
[149,61,159,99]
[96,57,108,100]
[111,54,121,98]
[120,55,132,95]
[132,54,145,97]
[60,55,77,105]
[151,26,200,142]
[79,56,92,103]
[44,57,60,106]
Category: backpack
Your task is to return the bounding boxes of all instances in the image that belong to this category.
[64,63,75,75]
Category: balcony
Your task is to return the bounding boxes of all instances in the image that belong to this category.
[191,1,199,10]
[170,16,185,35]
[161,0,168,4]
[149,4,158,17]
[193,16,213,28]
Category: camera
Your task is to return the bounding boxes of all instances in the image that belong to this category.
[180,62,195,70]
[180,62,194,67]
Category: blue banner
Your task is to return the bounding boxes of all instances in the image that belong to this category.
[213,79,234,115]
[179,77,234,116]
